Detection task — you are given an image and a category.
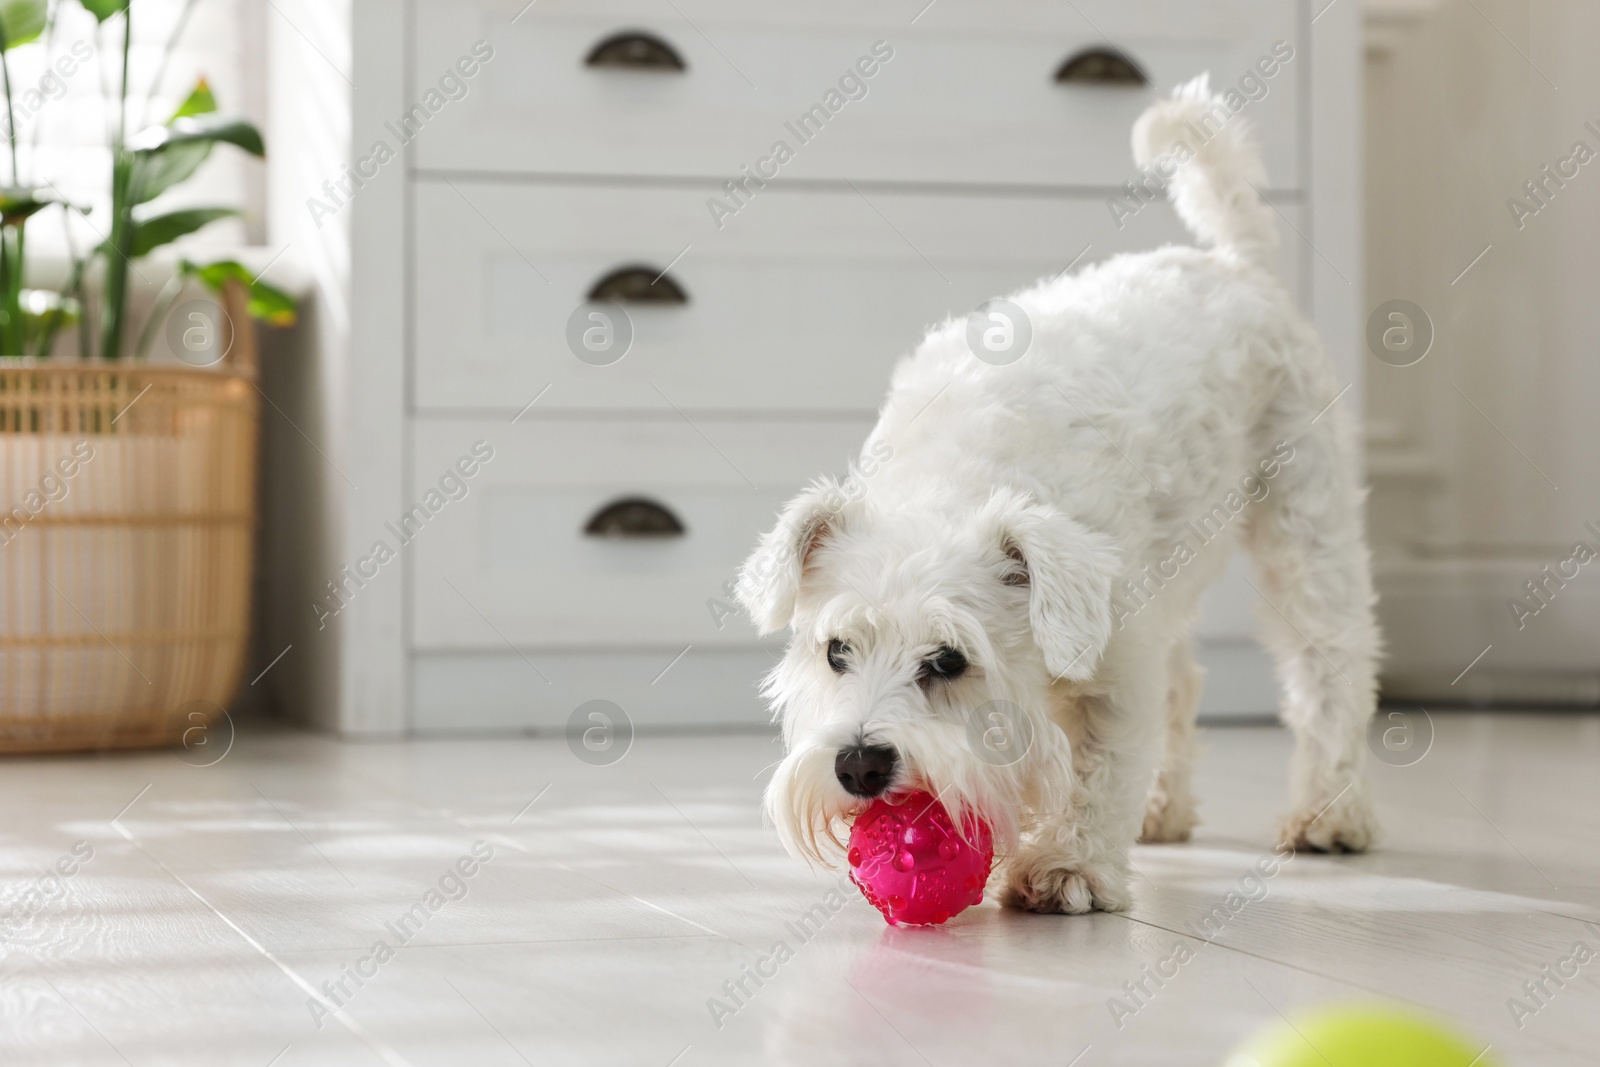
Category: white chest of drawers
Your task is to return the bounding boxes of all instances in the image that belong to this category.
[262,0,1361,735]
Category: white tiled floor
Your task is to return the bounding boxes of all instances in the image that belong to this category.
[3,712,1598,1066]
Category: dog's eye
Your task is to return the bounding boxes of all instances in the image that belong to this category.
[826,639,850,674]
[920,646,968,681]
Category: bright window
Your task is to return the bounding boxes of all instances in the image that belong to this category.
[5,0,263,265]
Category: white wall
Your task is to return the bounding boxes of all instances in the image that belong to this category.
[262,0,353,733]
[1365,0,1600,702]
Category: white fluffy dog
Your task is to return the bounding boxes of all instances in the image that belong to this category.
[736,78,1381,914]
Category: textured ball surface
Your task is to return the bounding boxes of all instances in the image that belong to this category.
[847,790,994,926]
[1226,1003,1496,1067]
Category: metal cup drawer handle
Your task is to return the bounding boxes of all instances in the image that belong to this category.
[1054,47,1147,87]
[584,497,686,539]
[585,31,686,72]
[587,266,689,305]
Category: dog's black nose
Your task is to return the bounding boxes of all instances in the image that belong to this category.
[835,744,898,798]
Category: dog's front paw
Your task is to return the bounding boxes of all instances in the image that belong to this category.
[1002,855,1131,914]
[1278,784,1379,854]
[1139,789,1197,844]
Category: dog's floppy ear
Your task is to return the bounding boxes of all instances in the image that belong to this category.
[981,489,1119,682]
[736,477,853,634]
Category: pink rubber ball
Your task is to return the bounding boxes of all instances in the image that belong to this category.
[847,790,994,926]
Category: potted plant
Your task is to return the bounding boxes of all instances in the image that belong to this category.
[0,0,295,752]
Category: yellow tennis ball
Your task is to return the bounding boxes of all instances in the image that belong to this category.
[1225,1003,1496,1067]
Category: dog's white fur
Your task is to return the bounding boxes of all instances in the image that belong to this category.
[736,78,1381,914]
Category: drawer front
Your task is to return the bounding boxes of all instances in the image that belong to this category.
[412,181,1306,413]
[408,418,874,649]
[411,0,1302,188]
[412,648,780,731]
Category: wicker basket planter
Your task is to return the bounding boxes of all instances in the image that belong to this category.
[0,291,257,753]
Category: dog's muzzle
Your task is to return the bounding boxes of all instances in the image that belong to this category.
[835,743,898,798]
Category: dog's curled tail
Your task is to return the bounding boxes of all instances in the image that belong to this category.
[1131,74,1278,270]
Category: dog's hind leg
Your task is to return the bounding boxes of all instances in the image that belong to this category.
[1244,419,1382,854]
[1140,637,1203,844]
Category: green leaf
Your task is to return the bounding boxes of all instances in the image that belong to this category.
[128,86,236,206]
[0,0,47,48]
[21,287,80,350]
[181,258,298,327]
[169,78,217,121]
[125,115,265,204]
[78,0,127,22]
[0,187,65,226]
[128,114,265,157]
[126,206,238,258]
[127,141,212,205]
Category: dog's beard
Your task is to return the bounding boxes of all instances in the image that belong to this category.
[763,708,1074,868]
